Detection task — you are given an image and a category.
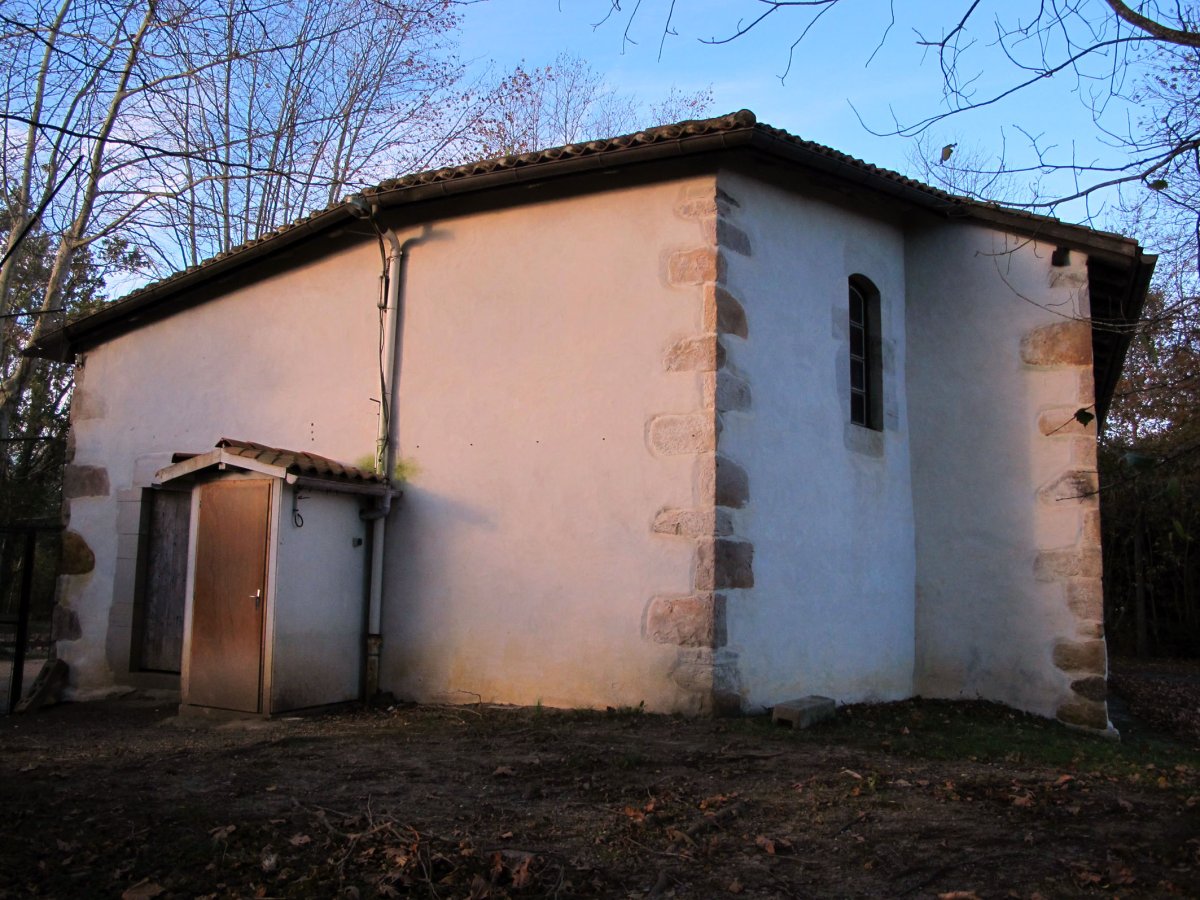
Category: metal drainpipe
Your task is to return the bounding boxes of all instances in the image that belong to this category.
[362,225,404,700]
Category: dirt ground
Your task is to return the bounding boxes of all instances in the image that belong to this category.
[2,678,1199,899]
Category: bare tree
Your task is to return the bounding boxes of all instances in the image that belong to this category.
[591,2,1199,220]
[0,0,465,498]
[152,0,465,266]
[455,52,711,160]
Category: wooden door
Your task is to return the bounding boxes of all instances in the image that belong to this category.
[188,479,271,712]
[138,490,190,672]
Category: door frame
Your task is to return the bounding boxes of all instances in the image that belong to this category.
[179,472,282,714]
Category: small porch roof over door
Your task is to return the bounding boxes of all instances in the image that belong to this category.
[156,438,401,498]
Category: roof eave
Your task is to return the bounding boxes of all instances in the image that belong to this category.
[25,112,1149,362]
[745,129,1143,265]
[25,127,759,362]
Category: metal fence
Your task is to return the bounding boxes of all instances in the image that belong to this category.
[0,522,61,714]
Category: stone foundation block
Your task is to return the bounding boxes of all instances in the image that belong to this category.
[703,285,749,338]
[1066,578,1103,620]
[772,696,836,729]
[664,335,723,372]
[1078,371,1096,405]
[676,196,718,220]
[1070,675,1107,702]
[1053,638,1106,675]
[60,530,95,575]
[62,465,110,499]
[668,248,721,286]
[1037,470,1099,505]
[1021,320,1093,367]
[670,646,716,695]
[1077,621,1104,639]
[645,593,726,647]
[653,507,732,537]
[669,647,742,715]
[1057,696,1108,731]
[716,187,741,211]
[697,455,749,509]
[716,372,752,412]
[648,413,715,455]
[1035,547,1103,581]
[717,219,752,256]
[695,539,754,591]
[1082,509,1102,545]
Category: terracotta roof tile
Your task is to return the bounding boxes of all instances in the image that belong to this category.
[27,108,1149,367]
[215,438,384,486]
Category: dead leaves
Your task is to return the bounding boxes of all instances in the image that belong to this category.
[120,880,164,900]
[1110,665,1200,744]
[754,834,794,855]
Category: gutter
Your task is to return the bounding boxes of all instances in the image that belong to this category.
[358,224,404,700]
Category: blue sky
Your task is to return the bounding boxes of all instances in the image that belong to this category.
[456,0,1151,229]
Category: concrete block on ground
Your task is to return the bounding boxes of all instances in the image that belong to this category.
[772,695,836,729]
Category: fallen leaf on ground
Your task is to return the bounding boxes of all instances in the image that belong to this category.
[492,765,515,777]
[121,881,164,900]
[511,854,533,888]
[755,834,793,854]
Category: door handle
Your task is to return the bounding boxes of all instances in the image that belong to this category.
[251,589,262,609]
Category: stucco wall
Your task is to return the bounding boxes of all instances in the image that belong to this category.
[382,178,712,712]
[59,177,710,712]
[60,240,382,695]
[906,225,1105,726]
[713,170,917,709]
[55,166,1109,725]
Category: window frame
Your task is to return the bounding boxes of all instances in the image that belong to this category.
[848,275,883,431]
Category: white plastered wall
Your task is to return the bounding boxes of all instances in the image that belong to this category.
[906,223,1098,719]
[382,178,710,711]
[715,170,917,707]
[61,240,382,695]
[61,177,708,712]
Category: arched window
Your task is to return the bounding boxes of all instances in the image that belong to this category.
[848,276,882,430]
